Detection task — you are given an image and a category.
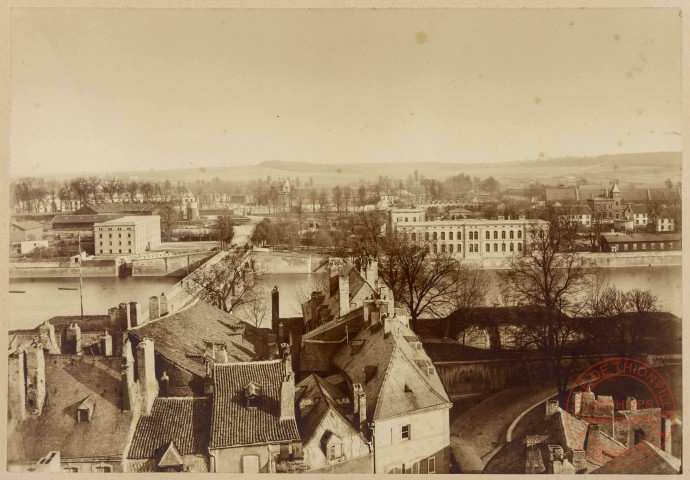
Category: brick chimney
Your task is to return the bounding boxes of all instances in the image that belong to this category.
[339,275,350,317]
[572,392,582,414]
[25,343,46,415]
[217,343,229,363]
[160,371,169,398]
[203,359,214,395]
[159,293,169,316]
[129,301,141,327]
[365,260,378,287]
[280,371,296,423]
[353,383,367,433]
[65,322,82,355]
[625,396,637,410]
[119,302,131,330]
[136,337,158,415]
[100,330,113,356]
[149,296,160,321]
[38,320,57,350]
[121,338,137,412]
[545,399,559,418]
[272,286,280,331]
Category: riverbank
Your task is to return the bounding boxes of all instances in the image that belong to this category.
[479,250,681,270]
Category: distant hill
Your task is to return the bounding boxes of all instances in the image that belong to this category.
[41,151,682,189]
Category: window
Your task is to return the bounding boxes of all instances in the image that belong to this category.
[458,244,461,253]
[510,243,514,252]
[109,249,112,253]
[405,217,408,222]
[128,233,131,237]
[94,466,112,473]
[401,425,411,440]
[493,231,497,239]
[458,231,462,240]
[660,243,665,249]
[518,243,522,252]
[119,249,122,253]
[99,241,102,246]
[411,233,416,241]
[651,243,656,249]
[623,244,628,251]
[510,230,514,239]
[99,234,102,238]
[118,233,121,237]
[486,231,490,240]
[242,455,260,473]
[128,241,131,245]
[328,443,343,460]
[518,230,522,239]
[433,244,437,254]
[502,243,506,252]
[449,245,453,253]
[425,232,429,241]
[128,249,132,253]
[433,232,437,241]
[501,231,506,239]
[63,467,79,473]
[109,233,112,238]
[642,243,646,250]
[449,232,453,240]
[633,243,637,250]
[441,232,445,240]
[494,243,498,252]
[441,244,446,253]
[486,244,490,252]
[469,244,473,253]
[428,457,436,474]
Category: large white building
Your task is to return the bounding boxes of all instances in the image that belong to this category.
[393,216,548,259]
[94,216,161,255]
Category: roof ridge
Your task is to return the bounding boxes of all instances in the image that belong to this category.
[215,358,282,368]
[129,297,201,331]
[396,343,451,405]
[372,344,399,420]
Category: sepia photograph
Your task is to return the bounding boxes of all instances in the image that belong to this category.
[4,5,684,475]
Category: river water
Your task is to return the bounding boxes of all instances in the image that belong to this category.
[8,266,681,331]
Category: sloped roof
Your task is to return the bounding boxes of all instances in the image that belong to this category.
[545,188,578,202]
[51,214,124,225]
[128,397,210,459]
[11,220,43,230]
[648,187,681,202]
[75,202,157,215]
[157,442,184,468]
[591,441,680,474]
[8,355,133,462]
[296,375,356,445]
[601,233,681,243]
[333,319,451,421]
[210,360,300,448]
[129,300,265,378]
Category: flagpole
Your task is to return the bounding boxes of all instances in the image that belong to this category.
[78,231,84,320]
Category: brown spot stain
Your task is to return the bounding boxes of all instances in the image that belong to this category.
[416,31,428,44]
[199,167,206,174]
[618,140,623,147]
[534,97,541,105]
[35,103,41,108]
[614,34,620,40]
[410,112,414,116]
[336,168,342,174]
[569,22,574,26]
[539,152,545,158]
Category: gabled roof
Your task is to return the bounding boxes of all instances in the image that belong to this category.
[210,360,300,448]
[601,233,681,243]
[51,214,124,225]
[129,300,265,378]
[157,442,184,468]
[296,374,356,445]
[128,397,210,459]
[8,356,133,462]
[75,202,158,215]
[333,319,451,421]
[11,220,43,230]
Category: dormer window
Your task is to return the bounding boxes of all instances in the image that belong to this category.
[76,395,95,423]
[321,431,344,462]
[245,381,262,409]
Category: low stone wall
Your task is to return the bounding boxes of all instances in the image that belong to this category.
[249,250,321,274]
[9,258,121,278]
[132,251,215,277]
[479,250,681,270]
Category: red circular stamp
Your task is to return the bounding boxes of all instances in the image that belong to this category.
[564,357,676,469]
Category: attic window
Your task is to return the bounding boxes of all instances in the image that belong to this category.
[321,431,344,461]
[364,365,378,383]
[76,395,96,423]
[245,381,262,409]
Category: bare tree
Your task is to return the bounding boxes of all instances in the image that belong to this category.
[332,185,343,215]
[379,233,461,332]
[183,249,260,312]
[444,263,492,341]
[498,218,595,397]
[239,290,269,328]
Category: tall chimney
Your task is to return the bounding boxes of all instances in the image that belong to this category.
[272,286,280,331]
[159,293,169,316]
[203,359,214,395]
[121,338,136,412]
[129,302,141,327]
[8,353,26,422]
[149,296,160,321]
[25,343,46,415]
[160,371,169,398]
[625,396,637,411]
[136,337,158,415]
[280,372,296,423]
[545,399,559,418]
[217,344,229,364]
[65,322,82,355]
[38,320,57,351]
[100,330,113,356]
[353,383,367,433]
[366,260,378,287]
[339,275,350,317]
[119,302,131,330]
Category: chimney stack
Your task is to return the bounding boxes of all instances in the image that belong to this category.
[38,320,57,350]
[100,330,113,356]
[25,343,46,415]
[570,449,587,473]
[119,302,131,330]
[160,371,169,398]
[339,275,350,317]
[65,322,82,355]
[217,343,228,364]
[149,296,160,321]
[572,392,582,415]
[136,337,158,415]
[159,293,169,316]
[272,286,280,331]
[203,359,214,395]
[625,396,637,411]
[121,338,136,412]
[366,260,379,287]
[8,353,26,422]
[309,291,319,327]
[545,399,559,418]
[280,372,296,423]
[353,383,367,433]
[382,314,391,336]
[129,302,141,327]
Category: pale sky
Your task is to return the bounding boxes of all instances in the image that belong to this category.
[10,8,682,177]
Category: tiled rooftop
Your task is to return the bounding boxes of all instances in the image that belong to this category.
[128,397,210,459]
[209,360,300,448]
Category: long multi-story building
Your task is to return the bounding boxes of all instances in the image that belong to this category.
[94,215,161,255]
[391,214,548,259]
